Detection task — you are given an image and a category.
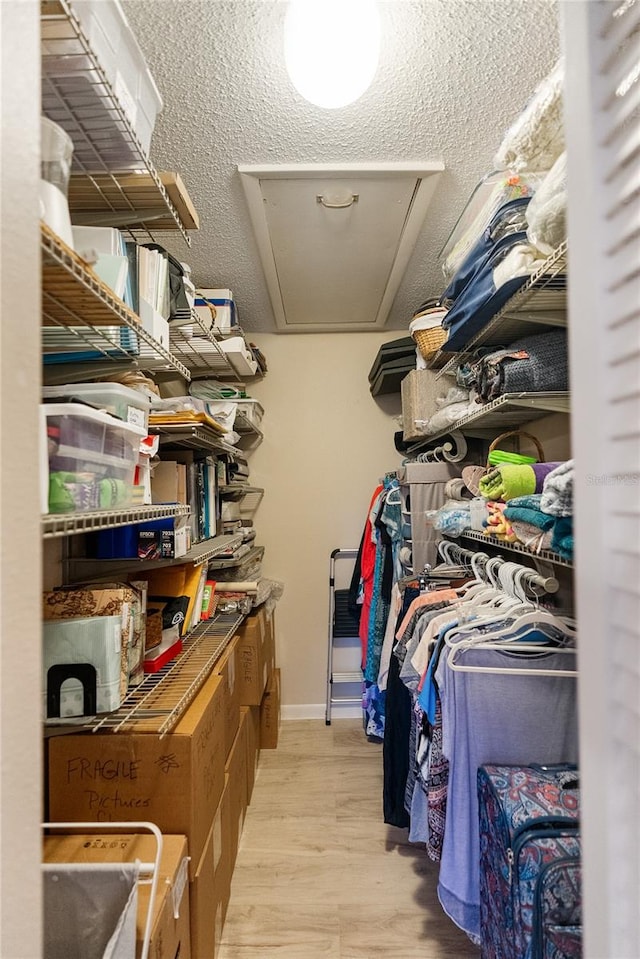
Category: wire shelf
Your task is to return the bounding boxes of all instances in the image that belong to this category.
[432,242,568,378]
[219,485,264,500]
[41,0,193,245]
[65,532,245,582]
[41,225,191,382]
[406,391,571,455]
[209,545,265,571]
[68,612,245,736]
[152,424,241,458]
[42,503,190,539]
[168,313,241,380]
[455,529,574,569]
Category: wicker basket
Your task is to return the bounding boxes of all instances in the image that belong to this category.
[461,429,546,495]
[409,306,448,359]
[412,325,448,359]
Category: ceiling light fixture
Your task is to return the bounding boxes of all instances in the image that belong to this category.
[284,0,381,110]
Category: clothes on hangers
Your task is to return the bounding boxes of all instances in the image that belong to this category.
[435,642,577,942]
[385,545,578,944]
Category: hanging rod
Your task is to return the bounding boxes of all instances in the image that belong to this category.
[437,541,559,594]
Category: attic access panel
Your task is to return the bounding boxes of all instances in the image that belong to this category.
[238,163,444,333]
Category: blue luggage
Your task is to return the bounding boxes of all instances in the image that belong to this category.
[478,763,582,959]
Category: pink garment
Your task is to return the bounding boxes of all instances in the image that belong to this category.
[395,589,458,643]
[358,485,383,667]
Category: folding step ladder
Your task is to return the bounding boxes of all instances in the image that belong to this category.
[325,548,363,725]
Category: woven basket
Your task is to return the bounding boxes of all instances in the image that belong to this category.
[462,430,545,495]
[486,430,545,468]
[412,325,448,360]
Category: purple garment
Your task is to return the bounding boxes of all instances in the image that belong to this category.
[435,644,578,943]
[532,461,561,492]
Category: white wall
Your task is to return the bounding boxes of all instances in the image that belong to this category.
[0,2,42,954]
[247,332,406,712]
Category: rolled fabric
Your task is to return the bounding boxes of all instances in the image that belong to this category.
[480,463,562,501]
[479,464,536,501]
[444,477,472,501]
[532,461,562,489]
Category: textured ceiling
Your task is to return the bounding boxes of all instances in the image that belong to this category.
[123,0,560,333]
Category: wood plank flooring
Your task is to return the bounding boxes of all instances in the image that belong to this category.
[219,719,480,959]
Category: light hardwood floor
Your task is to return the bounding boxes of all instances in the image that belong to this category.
[219,719,480,959]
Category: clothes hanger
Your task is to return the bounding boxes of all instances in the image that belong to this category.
[447,640,577,677]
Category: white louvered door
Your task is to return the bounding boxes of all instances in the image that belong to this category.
[562,2,640,956]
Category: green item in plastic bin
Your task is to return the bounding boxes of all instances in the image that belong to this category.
[488,449,537,466]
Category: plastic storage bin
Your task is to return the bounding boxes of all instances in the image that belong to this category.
[43,382,151,432]
[41,403,146,514]
[234,398,264,428]
[40,116,74,248]
[43,614,124,720]
[41,0,163,161]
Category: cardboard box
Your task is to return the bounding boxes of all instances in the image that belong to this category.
[242,705,260,804]
[236,611,267,706]
[151,460,187,506]
[190,821,216,959]
[260,668,281,750]
[42,833,191,959]
[213,783,233,942]
[223,714,248,875]
[213,635,241,761]
[48,673,227,880]
[263,607,277,682]
[189,804,232,959]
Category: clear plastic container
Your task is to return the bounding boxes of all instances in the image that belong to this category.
[42,382,151,432]
[234,398,264,428]
[439,170,542,281]
[41,403,146,514]
[40,117,74,247]
[41,0,163,161]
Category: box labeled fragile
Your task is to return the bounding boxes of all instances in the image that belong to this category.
[47,672,227,879]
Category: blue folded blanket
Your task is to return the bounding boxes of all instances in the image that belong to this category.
[506,494,544,511]
[551,516,574,560]
[503,505,555,531]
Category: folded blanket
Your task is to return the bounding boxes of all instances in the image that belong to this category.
[510,519,554,552]
[462,328,569,402]
[551,515,574,559]
[480,462,561,501]
[541,460,574,517]
[506,493,544,510]
[503,505,555,531]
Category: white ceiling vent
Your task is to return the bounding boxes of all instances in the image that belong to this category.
[238,163,444,333]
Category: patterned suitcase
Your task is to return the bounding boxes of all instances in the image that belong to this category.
[478,764,581,959]
[532,856,582,959]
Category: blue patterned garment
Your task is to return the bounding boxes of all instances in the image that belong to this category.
[362,681,385,740]
[364,506,390,684]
